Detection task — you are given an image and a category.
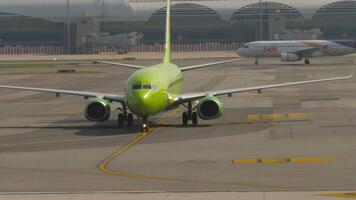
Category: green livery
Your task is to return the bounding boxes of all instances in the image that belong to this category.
[125,0,183,119]
[125,62,183,117]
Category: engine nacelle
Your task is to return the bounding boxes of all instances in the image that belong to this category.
[84,98,111,122]
[197,96,224,120]
[281,53,302,62]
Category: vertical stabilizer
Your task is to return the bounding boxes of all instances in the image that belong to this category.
[163,0,171,64]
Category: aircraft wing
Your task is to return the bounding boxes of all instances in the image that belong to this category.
[293,47,320,57]
[0,85,125,102]
[179,58,244,71]
[93,61,145,69]
[175,66,354,103]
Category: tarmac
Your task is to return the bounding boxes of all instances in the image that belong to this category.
[0,53,356,199]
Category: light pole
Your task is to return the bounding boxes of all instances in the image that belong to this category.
[259,0,263,41]
[66,0,70,54]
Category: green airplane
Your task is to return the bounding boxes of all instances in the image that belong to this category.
[0,0,354,132]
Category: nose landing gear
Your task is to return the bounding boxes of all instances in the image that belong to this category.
[254,57,259,65]
[116,103,151,132]
[140,117,150,132]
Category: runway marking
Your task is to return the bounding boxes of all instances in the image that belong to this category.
[95,109,301,190]
[247,114,261,121]
[319,192,356,198]
[287,113,312,119]
[98,108,181,174]
[247,113,312,122]
[232,157,335,165]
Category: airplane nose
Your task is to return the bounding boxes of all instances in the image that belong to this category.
[127,90,168,116]
[236,48,241,55]
[236,48,245,56]
[131,91,152,109]
[136,91,152,107]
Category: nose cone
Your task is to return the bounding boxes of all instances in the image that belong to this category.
[236,47,244,56]
[127,90,168,117]
[236,48,240,54]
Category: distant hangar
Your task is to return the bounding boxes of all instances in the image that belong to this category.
[1,0,356,53]
[1,0,356,22]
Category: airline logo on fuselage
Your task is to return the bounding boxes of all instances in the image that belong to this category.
[263,46,277,53]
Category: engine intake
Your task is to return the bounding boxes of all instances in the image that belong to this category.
[197,96,224,120]
[281,53,302,62]
[85,98,111,122]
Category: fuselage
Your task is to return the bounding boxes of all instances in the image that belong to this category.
[237,40,355,58]
[124,62,183,117]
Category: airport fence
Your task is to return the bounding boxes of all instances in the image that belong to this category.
[0,43,240,55]
[129,42,240,52]
[0,45,64,55]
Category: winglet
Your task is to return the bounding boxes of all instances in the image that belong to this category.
[163,0,171,64]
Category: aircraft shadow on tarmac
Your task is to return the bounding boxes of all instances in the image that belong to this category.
[0,124,136,134]
[0,119,271,137]
[0,108,273,138]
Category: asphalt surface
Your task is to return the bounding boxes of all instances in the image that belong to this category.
[0,55,356,193]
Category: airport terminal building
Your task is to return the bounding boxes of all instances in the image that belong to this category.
[1,0,356,53]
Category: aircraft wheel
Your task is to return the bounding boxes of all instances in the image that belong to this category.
[127,113,134,127]
[118,113,124,126]
[192,112,198,125]
[304,59,310,64]
[182,112,189,125]
[254,57,259,65]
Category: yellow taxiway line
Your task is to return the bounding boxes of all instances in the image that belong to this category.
[96,109,301,190]
[319,192,356,198]
[98,130,154,174]
[98,108,180,175]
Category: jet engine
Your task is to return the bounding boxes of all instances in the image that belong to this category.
[197,96,224,120]
[281,53,302,62]
[84,98,111,122]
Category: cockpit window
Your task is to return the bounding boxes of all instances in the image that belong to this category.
[132,85,142,90]
[142,85,152,89]
[132,84,158,90]
[243,45,249,48]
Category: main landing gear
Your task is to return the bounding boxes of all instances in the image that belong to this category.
[254,57,259,65]
[304,58,310,65]
[117,103,134,127]
[182,102,198,126]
